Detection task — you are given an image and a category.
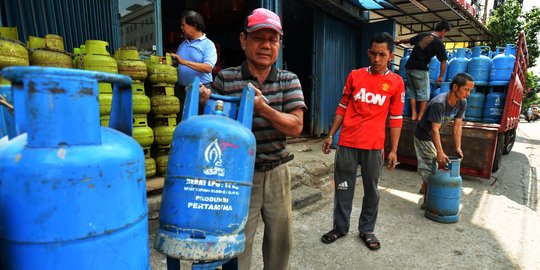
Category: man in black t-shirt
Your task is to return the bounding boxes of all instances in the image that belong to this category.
[396,21,451,121]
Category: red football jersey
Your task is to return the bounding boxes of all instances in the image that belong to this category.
[336,67,405,150]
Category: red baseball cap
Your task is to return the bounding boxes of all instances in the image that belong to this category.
[245,8,283,35]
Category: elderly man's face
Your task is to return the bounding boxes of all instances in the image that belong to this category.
[241,29,281,69]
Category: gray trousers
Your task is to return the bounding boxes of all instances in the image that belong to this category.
[332,146,383,235]
[235,164,292,270]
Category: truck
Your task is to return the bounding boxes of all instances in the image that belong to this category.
[386,31,528,179]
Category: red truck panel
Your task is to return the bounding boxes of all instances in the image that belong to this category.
[385,119,499,179]
[499,32,528,132]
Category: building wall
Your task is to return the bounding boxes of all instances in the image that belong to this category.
[120,4,156,52]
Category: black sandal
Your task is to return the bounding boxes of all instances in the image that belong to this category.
[360,232,381,250]
[321,229,345,244]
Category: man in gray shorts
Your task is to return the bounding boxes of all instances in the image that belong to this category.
[413,72,474,208]
[396,21,451,121]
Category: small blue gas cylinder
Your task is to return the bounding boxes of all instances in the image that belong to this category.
[489,44,516,83]
[447,48,469,82]
[429,56,440,81]
[402,89,411,116]
[439,82,451,94]
[0,67,149,269]
[430,86,441,101]
[398,48,411,79]
[464,87,485,122]
[467,46,491,85]
[330,127,341,149]
[482,86,507,123]
[425,158,462,223]
[156,77,256,263]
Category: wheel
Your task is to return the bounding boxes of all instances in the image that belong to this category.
[503,129,516,155]
[492,133,504,172]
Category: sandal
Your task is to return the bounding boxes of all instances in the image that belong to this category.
[360,232,381,250]
[321,229,345,244]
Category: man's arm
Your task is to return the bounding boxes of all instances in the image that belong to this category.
[453,118,464,159]
[437,61,446,84]
[172,53,213,73]
[387,127,401,170]
[395,38,411,45]
[322,114,344,154]
[431,122,450,165]
[255,103,304,138]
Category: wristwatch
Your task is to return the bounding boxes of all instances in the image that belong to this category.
[327,135,333,139]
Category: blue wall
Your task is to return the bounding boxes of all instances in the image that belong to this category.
[311,11,358,136]
[0,0,120,53]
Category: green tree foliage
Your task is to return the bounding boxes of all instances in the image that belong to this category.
[487,0,540,68]
[524,7,540,69]
[523,71,540,111]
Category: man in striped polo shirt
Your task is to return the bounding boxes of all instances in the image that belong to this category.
[320,32,404,251]
[200,8,306,270]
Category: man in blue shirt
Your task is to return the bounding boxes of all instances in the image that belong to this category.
[172,10,217,102]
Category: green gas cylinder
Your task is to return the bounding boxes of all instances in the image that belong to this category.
[82,40,118,94]
[133,126,154,147]
[29,34,72,68]
[151,95,180,115]
[0,27,19,40]
[145,55,177,86]
[145,157,157,178]
[114,46,147,82]
[0,37,29,69]
[155,149,170,176]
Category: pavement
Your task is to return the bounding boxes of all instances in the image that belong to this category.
[148,122,540,269]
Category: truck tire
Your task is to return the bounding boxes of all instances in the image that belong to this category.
[492,133,504,172]
[503,128,516,155]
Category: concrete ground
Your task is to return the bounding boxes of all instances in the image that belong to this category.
[149,121,540,269]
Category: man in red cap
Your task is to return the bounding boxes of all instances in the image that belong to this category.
[200,8,306,270]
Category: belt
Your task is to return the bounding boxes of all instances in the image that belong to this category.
[255,155,294,172]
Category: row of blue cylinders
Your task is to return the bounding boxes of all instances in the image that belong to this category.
[402,84,507,123]
[399,44,517,86]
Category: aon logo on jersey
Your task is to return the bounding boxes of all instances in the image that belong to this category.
[354,88,387,106]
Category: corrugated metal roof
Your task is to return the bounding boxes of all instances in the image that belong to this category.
[0,0,120,53]
[372,0,491,42]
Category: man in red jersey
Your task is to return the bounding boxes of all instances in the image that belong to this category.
[320,32,404,251]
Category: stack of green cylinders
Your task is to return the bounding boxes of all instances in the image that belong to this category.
[80,40,118,126]
[114,46,156,178]
[145,54,179,176]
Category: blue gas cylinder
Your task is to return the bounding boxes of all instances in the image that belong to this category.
[464,87,485,122]
[156,77,256,263]
[425,158,462,223]
[0,67,149,269]
[489,44,516,83]
[447,48,469,82]
[467,46,491,85]
[430,86,441,101]
[429,56,440,81]
[439,82,451,94]
[482,86,507,123]
[398,48,411,79]
[402,89,411,116]
[330,127,341,149]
